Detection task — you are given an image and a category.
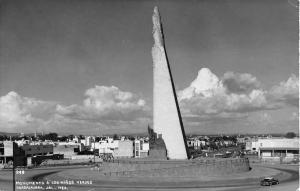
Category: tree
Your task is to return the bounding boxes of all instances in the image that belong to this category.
[59,136,68,142]
[0,135,8,141]
[95,137,101,142]
[78,135,85,139]
[285,132,296,139]
[68,134,74,140]
[113,134,118,140]
[30,136,37,141]
[43,133,58,141]
[209,141,218,151]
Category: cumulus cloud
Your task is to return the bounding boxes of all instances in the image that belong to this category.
[179,68,224,100]
[0,91,55,126]
[0,71,297,133]
[290,112,299,121]
[0,91,33,125]
[179,68,268,117]
[222,72,261,94]
[178,68,298,119]
[56,86,149,122]
[268,74,299,106]
[0,86,149,133]
[84,86,146,115]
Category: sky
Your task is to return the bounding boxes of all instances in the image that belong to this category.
[0,0,298,135]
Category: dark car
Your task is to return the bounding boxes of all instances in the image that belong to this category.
[260,177,279,186]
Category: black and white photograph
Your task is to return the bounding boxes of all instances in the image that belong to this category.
[0,0,299,190]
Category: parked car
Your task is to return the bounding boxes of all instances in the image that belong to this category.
[260,177,279,186]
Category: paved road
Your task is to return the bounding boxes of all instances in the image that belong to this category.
[225,165,299,191]
[0,165,89,191]
[0,164,298,191]
[52,164,299,191]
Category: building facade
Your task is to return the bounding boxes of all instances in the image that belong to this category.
[0,141,13,164]
[248,138,299,162]
[134,140,149,158]
[113,140,134,158]
[21,144,53,157]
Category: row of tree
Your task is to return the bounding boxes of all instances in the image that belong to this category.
[0,132,296,142]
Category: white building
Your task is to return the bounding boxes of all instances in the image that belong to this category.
[96,138,135,158]
[91,142,100,151]
[98,138,118,155]
[245,137,259,151]
[134,140,149,158]
[249,138,299,162]
[0,141,13,164]
[258,138,299,155]
[113,140,134,158]
[81,136,93,147]
[72,136,79,143]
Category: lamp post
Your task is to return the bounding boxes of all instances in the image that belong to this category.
[12,142,18,191]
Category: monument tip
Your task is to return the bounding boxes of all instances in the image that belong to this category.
[153,6,159,15]
[152,6,163,47]
[153,6,161,23]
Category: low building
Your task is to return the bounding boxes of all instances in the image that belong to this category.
[247,138,299,162]
[237,137,246,144]
[53,145,80,159]
[245,137,259,152]
[134,140,149,158]
[0,141,13,164]
[21,144,53,157]
[81,136,93,147]
[113,140,134,158]
[98,138,118,155]
[258,138,299,161]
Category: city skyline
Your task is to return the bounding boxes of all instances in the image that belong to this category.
[0,0,298,135]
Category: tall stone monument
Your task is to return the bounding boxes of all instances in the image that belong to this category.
[152,7,189,160]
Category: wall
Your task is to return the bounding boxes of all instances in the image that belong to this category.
[54,145,78,159]
[22,144,53,156]
[113,140,133,158]
[4,141,13,156]
[101,158,250,177]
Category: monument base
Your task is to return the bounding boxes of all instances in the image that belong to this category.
[148,149,167,160]
[101,158,251,178]
[148,126,168,160]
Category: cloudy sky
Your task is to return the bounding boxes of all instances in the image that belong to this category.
[0,0,298,135]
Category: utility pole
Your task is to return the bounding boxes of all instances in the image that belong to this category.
[12,142,17,191]
[93,137,96,165]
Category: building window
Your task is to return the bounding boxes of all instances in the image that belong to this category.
[135,143,140,151]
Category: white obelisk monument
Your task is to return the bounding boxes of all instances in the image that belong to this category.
[152,7,188,160]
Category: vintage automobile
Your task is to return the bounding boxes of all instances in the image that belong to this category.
[260,177,279,186]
